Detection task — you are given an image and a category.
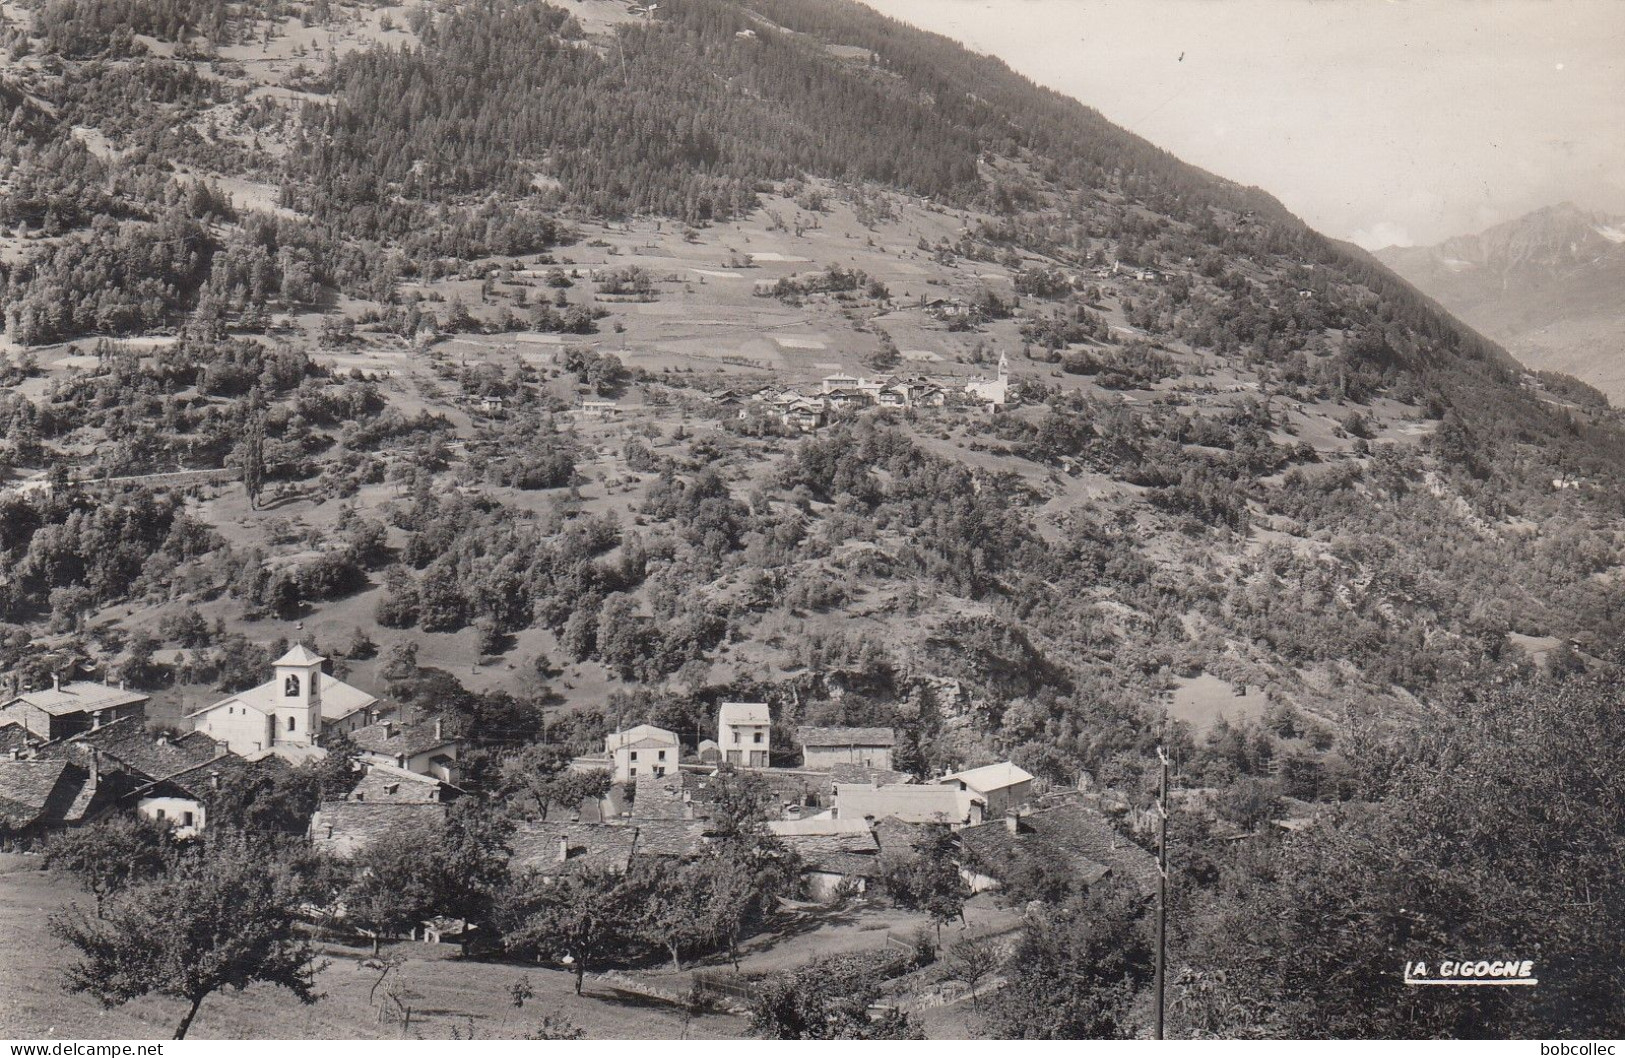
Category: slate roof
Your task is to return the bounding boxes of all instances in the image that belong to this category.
[803,849,885,878]
[795,726,896,748]
[135,753,288,804]
[956,802,1161,897]
[510,820,639,876]
[736,768,826,813]
[872,816,931,857]
[37,717,220,781]
[828,763,913,788]
[631,770,698,821]
[3,682,148,717]
[834,782,982,825]
[0,723,40,755]
[0,759,92,830]
[350,718,457,759]
[310,801,448,858]
[769,819,883,877]
[631,819,708,858]
[940,762,1035,793]
[348,765,453,805]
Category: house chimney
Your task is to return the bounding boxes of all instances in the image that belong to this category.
[87,747,100,784]
[556,837,569,864]
[156,732,169,747]
[52,673,60,692]
[119,679,126,692]
[209,772,220,792]
[1005,810,1020,835]
[7,748,19,761]
[434,718,443,741]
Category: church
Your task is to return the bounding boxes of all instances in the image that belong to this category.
[963,352,1011,406]
[187,645,376,761]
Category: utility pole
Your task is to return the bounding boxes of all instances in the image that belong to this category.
[1154,742,1170,1040]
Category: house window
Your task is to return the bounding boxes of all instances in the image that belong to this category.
[288,716,297,732]
[630,751,638,762]
[656,767,666,777]
[754,731,763,744]
[629,767,637,777]
[155,809,165,821]
[732,731,740,743]
[182,811,194,827]
[284,674,300,697]
[657,750,666,761]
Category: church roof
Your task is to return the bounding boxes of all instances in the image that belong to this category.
[188,672,376,723]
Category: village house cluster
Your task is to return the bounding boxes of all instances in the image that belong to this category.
[713,353,1012,432]
[0,646,1157,929]
[539,701,1157,902]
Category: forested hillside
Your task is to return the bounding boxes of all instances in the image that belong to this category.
[0,0,1619,1040]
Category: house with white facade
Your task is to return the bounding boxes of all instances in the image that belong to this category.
[350,716,462,782]
[718,701,771,767]
[820,372,863,394]
[937,761,1035,819]
[127,754,276,840]
[832,782,985,827]
[604,723,681,782]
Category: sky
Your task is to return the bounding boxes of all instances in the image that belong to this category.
[858,0,1625,248]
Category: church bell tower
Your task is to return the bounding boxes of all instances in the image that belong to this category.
[271,644,324,746]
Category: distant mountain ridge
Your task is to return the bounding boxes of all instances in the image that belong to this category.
[1377,203,1625,398]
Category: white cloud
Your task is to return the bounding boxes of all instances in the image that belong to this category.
[1349,222,1412,251]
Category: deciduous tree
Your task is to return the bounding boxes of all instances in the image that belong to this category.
[50,837,322,1039]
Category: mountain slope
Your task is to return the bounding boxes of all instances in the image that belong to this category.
[1378,203,1625,399]
[2,0,1623,743]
